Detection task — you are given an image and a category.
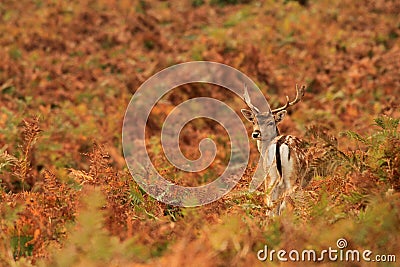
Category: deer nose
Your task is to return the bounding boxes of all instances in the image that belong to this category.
[252,130,261,139]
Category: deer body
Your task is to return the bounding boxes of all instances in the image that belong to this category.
[264,134,308,214]
[241,85,308,215]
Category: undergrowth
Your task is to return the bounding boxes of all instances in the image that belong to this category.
[0,115,398,266]
[0,0,399,265]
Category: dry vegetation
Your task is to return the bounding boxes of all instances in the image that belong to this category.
[0,0,399,266]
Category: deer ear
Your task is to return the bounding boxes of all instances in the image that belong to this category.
[274,110,287,124]
[241,109,254,122]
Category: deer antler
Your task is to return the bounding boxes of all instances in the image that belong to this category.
[271,84,306,114]
[243,84,260,114]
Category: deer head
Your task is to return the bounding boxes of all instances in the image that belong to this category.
[241,84,305,145]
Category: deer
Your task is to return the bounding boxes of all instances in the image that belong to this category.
[241,84,308,216]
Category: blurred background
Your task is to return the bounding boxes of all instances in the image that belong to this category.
[0,0,399,266]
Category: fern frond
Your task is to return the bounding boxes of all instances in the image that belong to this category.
[85,141,110,180]
[21,116,41,159]
[68,168,93,185]
[129,185,144,206]
[374,116,399,131]
[306,144,347,180]
[344,130,367,144]
[42,169,59,193]
[12,116,42,190]
[304,126,354,182]
[0,149,17,172]
[291,189,317,221]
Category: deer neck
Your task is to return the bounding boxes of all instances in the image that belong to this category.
[257,126,279,159]
[257,140,269,158]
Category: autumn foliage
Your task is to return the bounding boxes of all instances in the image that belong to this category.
[0,0,399,266]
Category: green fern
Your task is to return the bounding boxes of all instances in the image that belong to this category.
[345,116,399,188]
[344,130,367,144]
[0,149,17,173]
[374,116,399,132]
[129,185,144,206]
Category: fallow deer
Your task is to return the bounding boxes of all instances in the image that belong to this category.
[241,85,308,215]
